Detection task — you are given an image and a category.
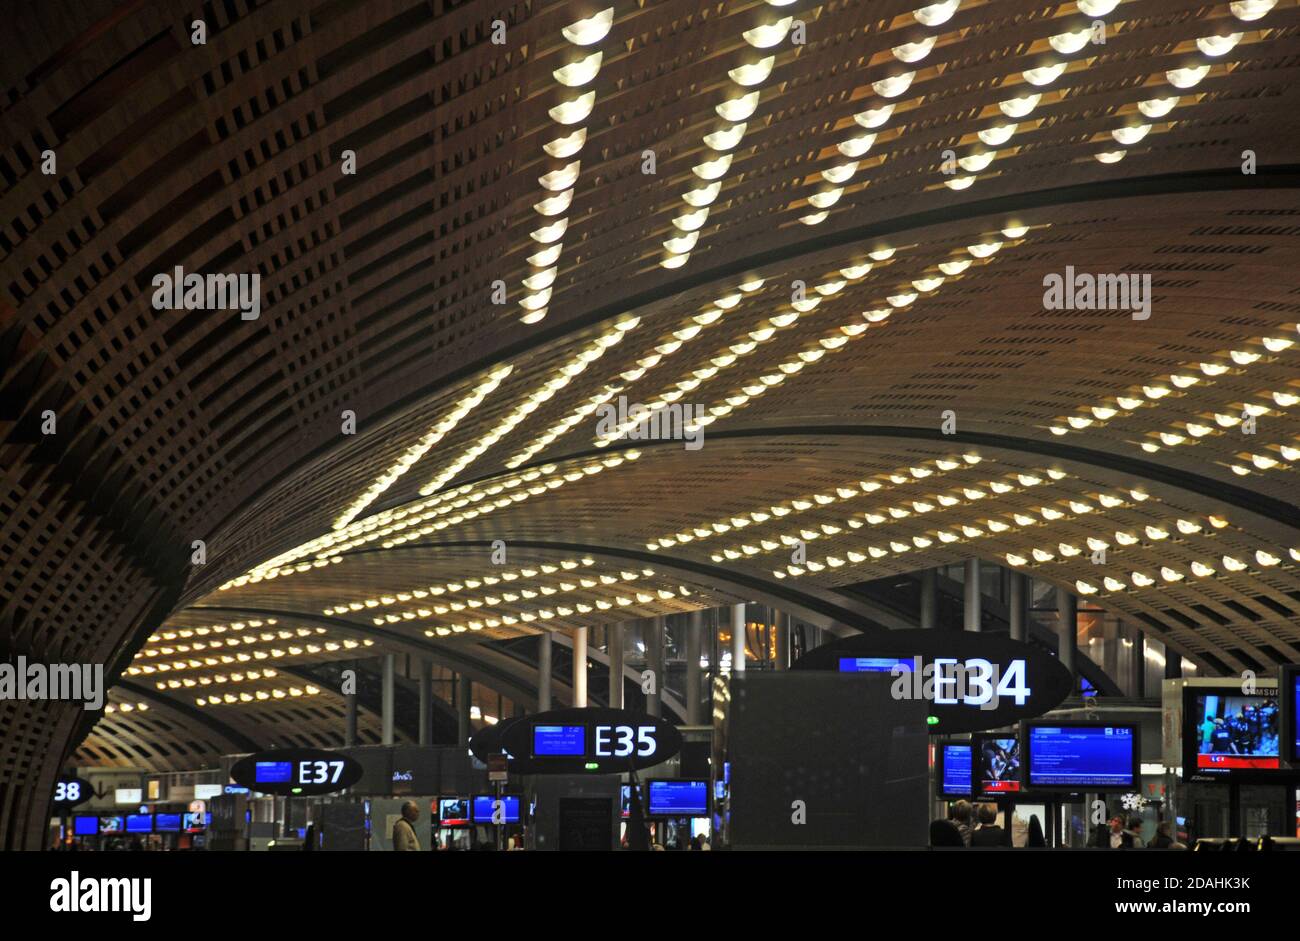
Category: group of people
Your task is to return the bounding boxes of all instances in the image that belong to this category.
[943,800,1023,847]
[1199,698,1279,757]
[1088,814,1182,849]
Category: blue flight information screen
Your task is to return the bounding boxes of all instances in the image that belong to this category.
[126,814,153,833]
[941,744,973,795]
[254,761,294,783]
[154,813,181,832]
[648,780,709,816]
[839,657,911,673]
[533,724,586,756]
[472,795,521,823]
[1028,726,1134,787]
[73,816,98,836]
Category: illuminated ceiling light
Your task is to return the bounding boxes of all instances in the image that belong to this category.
[1077,0,1121,15]
[912,277,944,292]
[530,218,568,244]
[730,56,775,86]
[522,268,557,291]
[1222,555,1247,572]
[704,123,747,151]
[868,247,895,261]
[888,292,917,308]
[660,253,689,269]
[1006,553,1027,567]
[539,161,581,192]
[1242,402,1268,416]
[978,124,1016,146]
[1160,567,1184,583]
[959,152,995,172]
[855,105,895,128]
[739,277,765,292]
[1197,33,1242,57]
[1191,561,1216,578]
[693,154,733,180]
[837,134,876,158]
[1115,531,1138,546]
[1050,29,1092,54]
[563,8,614,45]
[873,72,916,98]
[1230,349,1260,365]
[1000,94,1040,118]
[1095,151,1126,164]
[822,161,858,184]
[673,207,710,231]
[1208,515,1229,529]
[744,17,793,48]
[683,181,722,207]
[945,176,975,191]
[1023,63,1067,87]
[519,289,551,311]
[549,92,596,125]
[717,91,761,121]
[1186,423,1212,437]
[1250,453,1277,470]
[533,190,573,216]
[553,51,603,86]
[1159,432,1185,446]
[1138,97,1179,118]
[1112,125,1151,146]
[1255,550,1280,567]
[1091,406,1117,420]
[663,231,698,254]
[544,128,587,158]
[1103,577,1126,592]
[967,241,1002,258]
[1113,396,1141,410]
[1067,416,1092,429]
[914,1,960,27]
[1262,336,1294,352]
[1274,391,1300,408]
[1230,1,1277,22]
[1143,385,1170,399]
[893,37,936,63]
[808,188,843,209]
[529,244,563,267]
[939,258,972,275]
[1128,488,1148,500]
[1075,580,1098,595]
[1166,66,1210,89]
[1131,572,1154,587]
[1170,374,1198,389]
[1032,548,1054,562]
[799,211,828,226]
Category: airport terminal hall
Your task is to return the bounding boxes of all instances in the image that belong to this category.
[3,0,1300,919]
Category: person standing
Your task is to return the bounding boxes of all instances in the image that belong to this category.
[392,801,421,851]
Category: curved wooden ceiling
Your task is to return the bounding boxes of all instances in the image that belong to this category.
[2,0,1298,846]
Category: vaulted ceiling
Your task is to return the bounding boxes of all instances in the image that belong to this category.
[2,0,1298,848]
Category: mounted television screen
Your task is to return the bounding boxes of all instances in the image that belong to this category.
[936,741,973,797]
[532,724,586,757]
[838,657,910,673]
[647,779,709,816]
[974,734,1021,794]
[154,813,181,832]
[125,814,153,834]
[182,811,206,832]
[98,816,124,833]
[471,795,520,823]
[1188,690,1280,775]
[72,815,98,837]
[620,783,643,819]
[253,760,293,784]
[1283,665,1300,765]
[438,797,470,827]
[1025,723,1138,790]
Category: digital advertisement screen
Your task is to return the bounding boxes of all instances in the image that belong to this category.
[154,813,181,832]
[73,815,98,837]
[254,760,294,784]
[471,795,521,823]
[976,735,1021,794]
[620,783,643,818]
[98,816,124,833]
[647,780,709,816]
[532,724,586,757]
[438,797,470,827]
[939,743,973,796]
[182,812,206,833]
[1193,693,1279,772]
[838,657,911,673]
[1027,725,1136,789]
[125,814,153,834]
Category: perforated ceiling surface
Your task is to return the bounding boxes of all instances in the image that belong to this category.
[1,0,1298,847]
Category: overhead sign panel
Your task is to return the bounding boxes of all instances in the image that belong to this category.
[230,747,363,796]
[479,707,682,774]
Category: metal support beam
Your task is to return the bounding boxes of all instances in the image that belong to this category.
[963,559,982,632]
[920,568,938,629]
[686,610,703,724]
[457,674,471,746]
[381,653,395,746]
[647,617,664,717]
[731,604,746,673]
[775,610,790,670]
[1056,588,1077,677]
[572,625,588,708]
[418,658,432,746]
[537,631,552,711]
[608,622,624,710]
[1008,572,1027,643]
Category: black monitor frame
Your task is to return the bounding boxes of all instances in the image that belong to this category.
[645,778,710,818]
[934,739,974,798]
[470,793,523,824]
[1180,681,1292,783]
[1282,665,1300,769]
[1022,720,1140,793]
[436,795,472,827]
[972,732,1024,797]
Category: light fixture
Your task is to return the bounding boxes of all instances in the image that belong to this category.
[683,181,722,207]
[1197,33,1243,57]
[1000,94,1040,118]
[553,51,603,87]
[1077,0,1121,15]
[1166,65,1210,89]
[563,8,614,46]
[717,92,761,122]
[1229,1,1277,22]
[914,1,960,27]
[1095,151,1126,164]
[855,105,895,128]
[730,56,775,86]
[822,161,858,184]
[979,124,1016,146]
[1023,63,1067,87]
[743,17,793,48]
[873,72,916,98]
[549,92,596,125]
[1112,125,1150,145]
[838,134,876,158]
[1050,29,1092,54]
[893,37,936,63]
[544,128,587,158]
[1138,97,1179,118]
[704,123,747,151]
[693,154,733,180]
[539,161,581,191]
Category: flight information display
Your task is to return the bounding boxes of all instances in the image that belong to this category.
[72,815,98,836]
[1192,692,1279,772]
[647,780,709,816]
[1291,671,1300,761]
[976,735,1021,794]
[1027,725,1136,788]
[838,657,910,673]
[939,743,973,796]
[254,761,294,783]
[471,795,521,823]
[126,814,153,834]
[154,813,181,832]
[532,724,586,757]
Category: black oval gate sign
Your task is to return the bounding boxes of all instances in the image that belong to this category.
[497,707,683,774]
[791,629,1075,733]
[51,776,94,808]
[230,747,363,796]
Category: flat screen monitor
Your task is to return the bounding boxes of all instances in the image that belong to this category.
[154,813,181,832]
[532,724,586,757]
[974,734,1021,794]
[647,779,709,816]
[936,741,974,797]
[1283,665,1300,765]
[182,811,206,833]
[73,815,98,837]
[471,795,521,823]
[838,656,911,673]
[254,760,294,785]
[125,814,153,834]
[1187,688,1280,776]
[438,797,470,827]
[620,783,644,818]
[1025,723,1139,790]
[98,816,124,834]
